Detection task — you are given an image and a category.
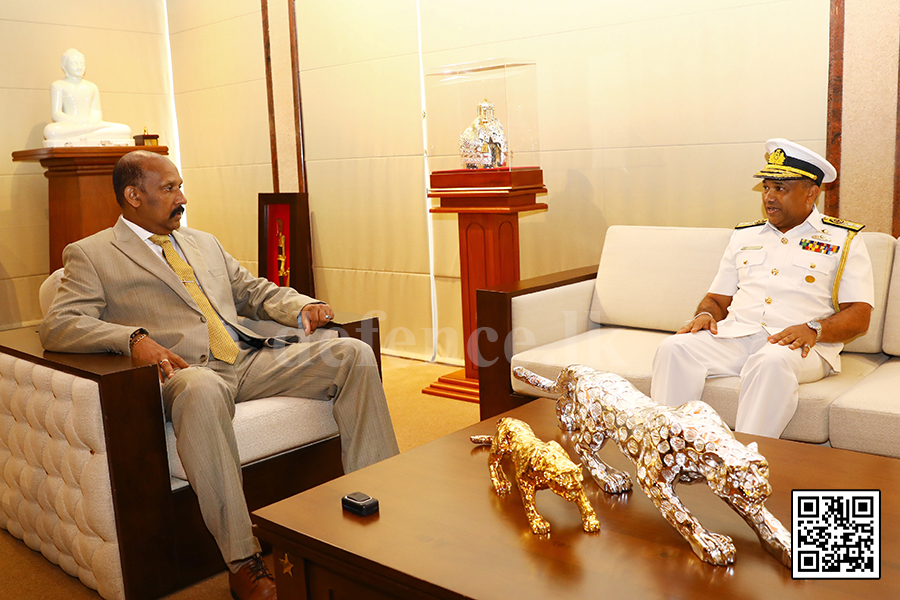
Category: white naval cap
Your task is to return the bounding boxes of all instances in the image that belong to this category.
[753,138,837,185]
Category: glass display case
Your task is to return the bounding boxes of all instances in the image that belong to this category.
[424,59,539,174]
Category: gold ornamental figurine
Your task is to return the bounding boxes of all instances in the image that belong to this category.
[276,219,290,287]
[459,99,508,169]
[515,365,792,568]
[471,417,600,535]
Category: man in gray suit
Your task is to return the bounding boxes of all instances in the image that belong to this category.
[40,150,399,600]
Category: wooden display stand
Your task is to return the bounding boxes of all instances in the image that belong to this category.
[12,145,169,272]
[424,167,547,403]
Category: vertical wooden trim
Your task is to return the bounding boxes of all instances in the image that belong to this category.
[895,30,900,236]
[825,0,844,217]
[288,0,309,192]
[287,0,308,194]
[261,0,280,192]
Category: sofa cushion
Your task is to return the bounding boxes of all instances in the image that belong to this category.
[881,241,900,356]
[843,232,896,354]
[829,358,900,458]
[590,226,732,332]
[511,327,671,398]
[511,327,889,443]
[166,396,339,482]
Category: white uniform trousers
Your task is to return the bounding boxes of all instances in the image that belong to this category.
[650,330,830,438]
[161,336,399,567]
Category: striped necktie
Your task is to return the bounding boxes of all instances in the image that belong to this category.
[149,234,239,364]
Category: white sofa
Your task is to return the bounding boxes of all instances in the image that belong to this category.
[476,225,900,458]
[0,270,380,600]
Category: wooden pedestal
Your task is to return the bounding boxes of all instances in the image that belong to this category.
[424,167,547,403]
[12,146,169,272]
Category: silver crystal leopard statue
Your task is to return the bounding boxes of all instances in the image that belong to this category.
[514,365,792,568]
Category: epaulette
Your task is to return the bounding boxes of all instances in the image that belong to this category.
[735,219,767,229]
[822,215,865,232]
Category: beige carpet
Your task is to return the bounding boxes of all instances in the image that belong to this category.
[0,356,480,600]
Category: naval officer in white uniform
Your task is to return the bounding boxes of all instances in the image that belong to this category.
[651,139,874,438]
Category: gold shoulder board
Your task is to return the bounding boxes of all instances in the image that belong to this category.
[735,219,767,229]
[822,215,865,232]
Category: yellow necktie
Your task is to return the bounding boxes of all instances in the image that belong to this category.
[149,234,239,364]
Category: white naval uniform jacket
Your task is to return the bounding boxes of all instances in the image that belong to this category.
[707,207,874,373]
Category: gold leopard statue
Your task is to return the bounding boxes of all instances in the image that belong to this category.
[471,417,601,535]
[515,365,792,568]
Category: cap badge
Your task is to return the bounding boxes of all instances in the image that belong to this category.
[769,148,787,166]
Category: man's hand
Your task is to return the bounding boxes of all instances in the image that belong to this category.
[677,293,731,335]
[677,312,718,335]
[131,335,190,382]
[300,303,335,335]
[767,324,818,358]
[768,302,873,359]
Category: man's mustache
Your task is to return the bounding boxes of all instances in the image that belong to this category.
[170,207,185,219]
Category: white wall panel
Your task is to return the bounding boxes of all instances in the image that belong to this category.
[296,0,419,70]
[166,0,258,34]
[175,82,271,168]
[301,55,423,161]
[419,0,787,54]
[1,1,164,32]
[306,156,429,273]
[315,267,435,361]
[168,12,265,93]
[433,275,464,367]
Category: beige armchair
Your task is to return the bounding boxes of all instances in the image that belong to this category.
[0,270,381,600]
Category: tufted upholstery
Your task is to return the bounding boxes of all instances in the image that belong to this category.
[0,354,124,600]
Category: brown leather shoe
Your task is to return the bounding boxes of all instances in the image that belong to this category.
[229,554,277,600]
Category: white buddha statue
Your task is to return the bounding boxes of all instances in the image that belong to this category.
[43,49,133,148]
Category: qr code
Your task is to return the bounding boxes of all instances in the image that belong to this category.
[792,490,880,579]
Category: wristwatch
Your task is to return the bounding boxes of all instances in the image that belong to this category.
[806,320,823,343]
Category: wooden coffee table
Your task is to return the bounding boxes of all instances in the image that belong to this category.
[252,398,899,599]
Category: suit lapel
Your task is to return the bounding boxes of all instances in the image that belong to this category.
[111,217,199,311]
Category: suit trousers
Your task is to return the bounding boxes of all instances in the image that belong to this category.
[161,336,399,566]
[650,330,830,438]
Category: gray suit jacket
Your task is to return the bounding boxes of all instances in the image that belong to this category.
[39,216,317,363]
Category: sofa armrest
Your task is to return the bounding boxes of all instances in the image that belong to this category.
[476,265,598,420]
[325,314,382,376]
[0,326,174,599]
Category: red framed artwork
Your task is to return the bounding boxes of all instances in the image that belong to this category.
[258,192,315,297]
